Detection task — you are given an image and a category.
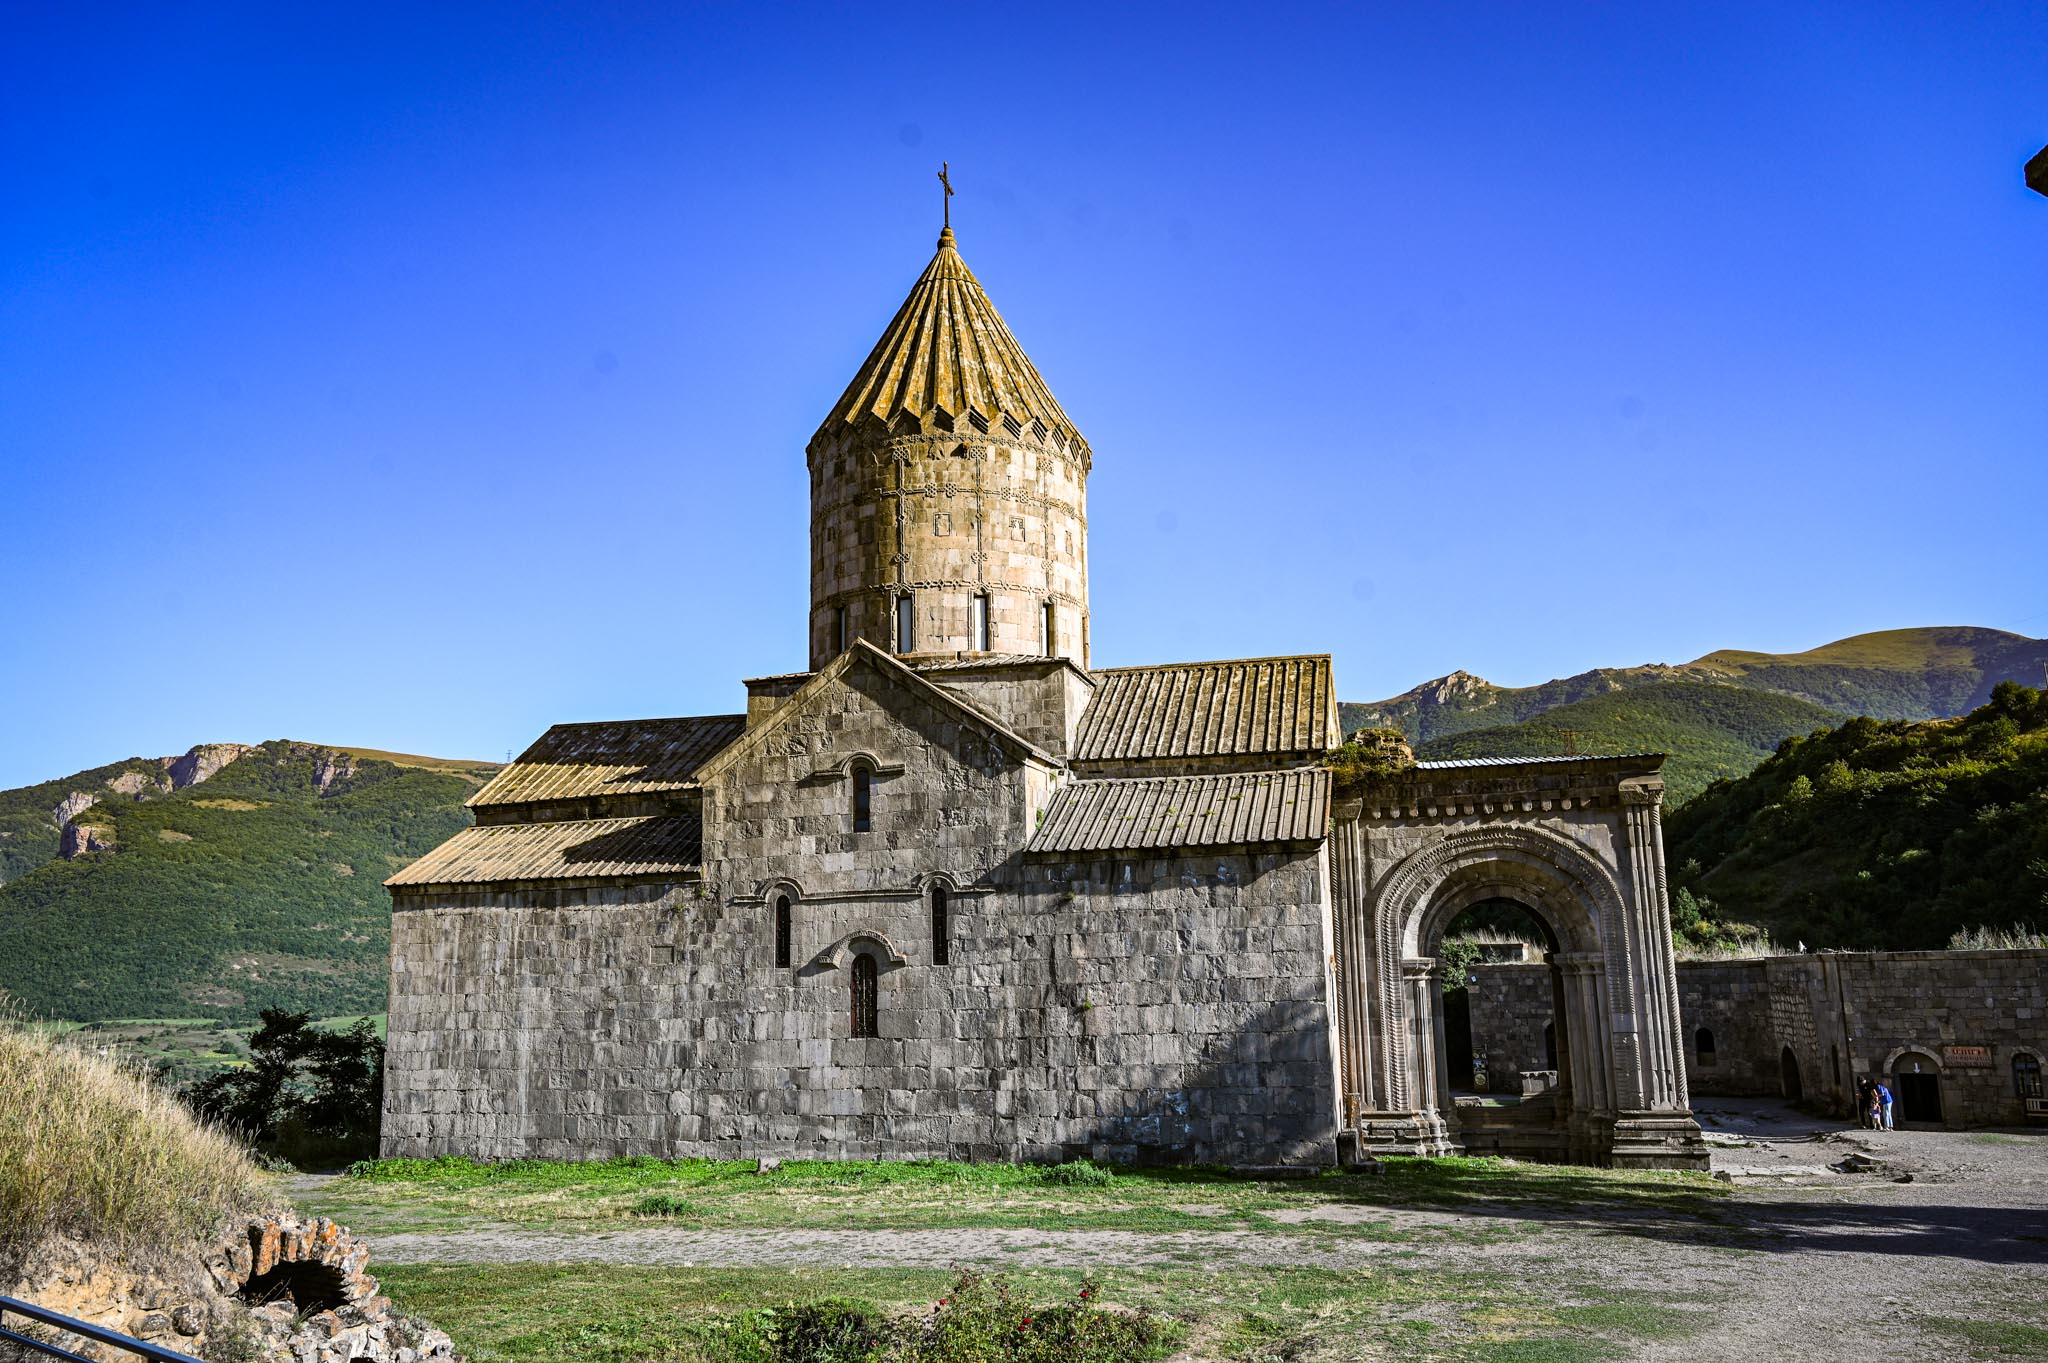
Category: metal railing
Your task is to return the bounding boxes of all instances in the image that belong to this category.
[0,1294,208,1363]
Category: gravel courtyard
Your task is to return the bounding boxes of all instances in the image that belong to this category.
[302,1102,2048,1362]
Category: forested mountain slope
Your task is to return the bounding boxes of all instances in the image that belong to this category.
[1412,684,1848,805]
[0,742,489,1022]
[1665,683,2048,950]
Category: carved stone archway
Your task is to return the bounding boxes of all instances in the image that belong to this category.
[1327,757,1707,1171]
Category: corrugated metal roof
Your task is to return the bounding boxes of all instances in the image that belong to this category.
[1028,768,1329,853]
[386,813,702,888]
[468,715,746,808]
[1414,753,1662,769]
[1072,656,1338,763]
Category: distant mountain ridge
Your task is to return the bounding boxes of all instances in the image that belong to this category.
[1338,627,2048,804]
[1342,627,2048,743]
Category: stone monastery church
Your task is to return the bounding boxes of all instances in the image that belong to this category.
[385,213,1708,1171]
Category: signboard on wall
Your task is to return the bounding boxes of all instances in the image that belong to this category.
[1943,1044,1992,1067]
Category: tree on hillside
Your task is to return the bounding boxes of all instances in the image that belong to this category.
[187,1010,383,1169]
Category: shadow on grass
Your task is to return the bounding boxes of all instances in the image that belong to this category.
[1310,1158,2046,1267]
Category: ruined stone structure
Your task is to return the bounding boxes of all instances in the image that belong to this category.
[6,1212,452,1363]
[1471,948,2048,1129]
[384,221,1706,1170]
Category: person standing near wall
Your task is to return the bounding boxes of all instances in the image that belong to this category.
[1876,1081,1895,1131]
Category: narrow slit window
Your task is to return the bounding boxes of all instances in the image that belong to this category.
[970,594,990,652]
[1041,600,1056,656]
[852,766,872,833]
[774,895,792,969]
[895,595,915,653]
[832,605,848,655]
[850,953,879,1037]
[931,885,950,965]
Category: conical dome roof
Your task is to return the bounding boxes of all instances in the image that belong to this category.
[812,228,1088,460]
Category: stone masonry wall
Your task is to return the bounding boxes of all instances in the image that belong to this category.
[1674,960,1781,1097]
[1465,962,1554,1085]
[1670,950,2048,1126]
[808,429,1089,669]
[384,847,1339,1166]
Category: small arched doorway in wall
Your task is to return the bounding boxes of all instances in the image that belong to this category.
[1779,1047,1803,1103]
[1892,1050,1944,1125]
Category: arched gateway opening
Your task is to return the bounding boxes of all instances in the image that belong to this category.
[1439,898,1566,1160]
[1405,844,1612,1164]
[1334,775,1705,1172]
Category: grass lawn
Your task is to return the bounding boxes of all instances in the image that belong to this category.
[308,1156,1731,1359]
[300,1154,1727,1240]
[372,1262,1711,1363]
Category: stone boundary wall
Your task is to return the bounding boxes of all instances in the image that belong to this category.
[1673,959,1781,1096]
[1473,948,2048,1127]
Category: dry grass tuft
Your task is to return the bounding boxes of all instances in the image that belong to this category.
[1947,923,2048,951]
[0,1000,272,1265]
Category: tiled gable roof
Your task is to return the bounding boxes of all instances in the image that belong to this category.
[386,813,702,888]
[467,715,746,809]
[1071,656,1338,764]
[1028,769,1330,853]
[697,640,1057,786]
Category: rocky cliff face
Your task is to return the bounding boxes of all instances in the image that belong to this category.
[312,752,358,793]
[169,743,255,791]
[51,743,256,861]
[58,820,114,858]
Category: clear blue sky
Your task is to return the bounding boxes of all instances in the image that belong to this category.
[3,4,2044,786]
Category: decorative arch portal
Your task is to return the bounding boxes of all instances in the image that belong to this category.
[1337,800,1705,1172]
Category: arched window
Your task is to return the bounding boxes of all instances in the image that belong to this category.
[2016,1052,2043,1100]
[850,954,879,1038]
[852,765,872,833]
[774,895,792,969]
[1694,1028,1717,1067]
[931,884,950,966]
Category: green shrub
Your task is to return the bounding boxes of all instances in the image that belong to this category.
[1036,1160,1115,1188]
[769,1299,887,1363]
[631,1193,701,1218]
[896,1272,1168,1363]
